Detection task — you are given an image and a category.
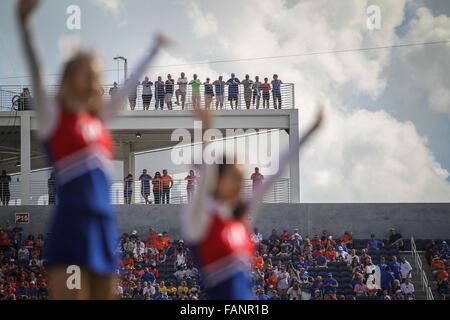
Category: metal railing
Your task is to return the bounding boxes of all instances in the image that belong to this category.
[411,236,434,300]
[0,83,295,112]
[1,178,290,206]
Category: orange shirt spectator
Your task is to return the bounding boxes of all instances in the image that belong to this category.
[325,248,336,261]
[153,234,169,251]
[0,230,10,247]
[436,270,448,282]
[432,259,445,272]
[146,229,157,247]
[341,232,352,245]
[160,174,173,188]
[256,256,264,270]
[312,248,323,258]
[261,82,271,93]
[123,255,135,268]
[161,233,171,246]
[250,168,264,190]
[268,272,277,288]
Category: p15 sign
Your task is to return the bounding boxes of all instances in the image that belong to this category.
[15,213,30,225]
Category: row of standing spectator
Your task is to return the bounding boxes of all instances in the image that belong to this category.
[124,168,265,205]
[110,73,285,111]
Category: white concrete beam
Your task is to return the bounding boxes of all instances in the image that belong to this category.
[289,110,300,203]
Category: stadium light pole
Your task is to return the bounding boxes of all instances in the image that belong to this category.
[113,56,128,84]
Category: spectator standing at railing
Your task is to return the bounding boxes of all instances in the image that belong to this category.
[141,77,153,111]
[175,72,188,110]
[126,76,139,110]
[161,169,173,204]
[152,172,162,204]
[124,174,133,205]
[189,74,201,108]
[184,170,196,203]
[204,78,214,110]
[227,73,241,109]
[109,82,119,98]
[252,76,262,109]
[250,167,264,194]
[261,78,271,109]
[0,170,11,206]
[139,169,152,204]
[213,76,225,110]
[155,76,165,110]
[165,74,174,110]
[271,74,283,109]
[18,88,33,111]
[242,75,253,110]
[48,171,56,205]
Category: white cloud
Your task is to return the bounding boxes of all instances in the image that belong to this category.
[169,0,450,202]
[94,0,122,15]
[398,7,450,115]
[185,2,218,39]
[93,0,127,26]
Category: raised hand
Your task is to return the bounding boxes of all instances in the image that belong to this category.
[17,0,40,24]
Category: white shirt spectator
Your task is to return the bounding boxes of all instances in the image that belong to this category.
[176,252,186,268]
[143,284,156,296]
[18,248,30,261]
[276,270,290,290]
[133,241,146,261]
[336,247,348,260]
[123,240,135,254]
[252,232,263,244]
[287,286,301,300]
[401,282,415,295]
[346,253,360,264]
[400,260,413,279]
[115,285,123,296]
[178,77,188,92]
[174,269,187,280]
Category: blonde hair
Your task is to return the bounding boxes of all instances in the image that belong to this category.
[56,51,102,114]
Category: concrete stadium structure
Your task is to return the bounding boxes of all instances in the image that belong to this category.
[1,84,449,241]
[1,203,449,239]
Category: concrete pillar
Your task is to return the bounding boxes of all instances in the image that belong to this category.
[122,142,136,204]
[20,114,31,205]
[289,110,300,203]
[122,143,136,177]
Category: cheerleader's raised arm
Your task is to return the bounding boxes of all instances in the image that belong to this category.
[181,107,218,242]
[101,34,171,121]
[18,0,55,139]
[245,108,325,220]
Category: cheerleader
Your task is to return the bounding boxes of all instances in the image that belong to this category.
[17,0,168,299]
[182,106,324,300]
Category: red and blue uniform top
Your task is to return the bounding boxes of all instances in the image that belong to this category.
[44,109,114,216]
[184,200,255,293]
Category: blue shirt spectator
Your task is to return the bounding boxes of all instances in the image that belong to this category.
[368,234,382,250]
[323,274,338,294]
[390,257,402,280]
[226,74,240,97]
[155,79,165,97]
[316,253,327,266]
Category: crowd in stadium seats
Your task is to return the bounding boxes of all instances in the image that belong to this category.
[0,221,428,300]
[250,228,416,300]
[425,240,450,299]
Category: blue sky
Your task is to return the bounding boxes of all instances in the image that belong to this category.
[1,0,450,202]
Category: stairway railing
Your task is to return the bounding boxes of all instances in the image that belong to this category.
[411,236,434,300]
